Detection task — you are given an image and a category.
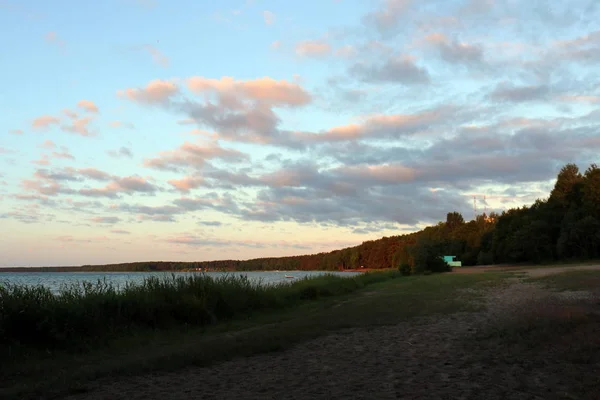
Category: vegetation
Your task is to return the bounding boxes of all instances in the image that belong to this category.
[0,271,401,355]
[1,272,502,399]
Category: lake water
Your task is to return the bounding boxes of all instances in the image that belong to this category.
[0,270,362,293]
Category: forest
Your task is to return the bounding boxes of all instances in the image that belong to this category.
[3,163,598,273]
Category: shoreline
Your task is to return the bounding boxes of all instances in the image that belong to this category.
[0,267,378,273]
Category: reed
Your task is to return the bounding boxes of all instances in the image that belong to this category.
[0,271,400,354]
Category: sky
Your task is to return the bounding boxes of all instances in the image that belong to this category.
[1,0,600,266]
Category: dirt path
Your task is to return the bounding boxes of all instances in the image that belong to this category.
[66,269,600,400]
[452,263,600,277]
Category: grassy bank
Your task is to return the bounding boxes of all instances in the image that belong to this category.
[0,270,401,356]
[1,271,505,399]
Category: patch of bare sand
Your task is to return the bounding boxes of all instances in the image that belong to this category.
[452,263,600,278]
[65,281,600,400]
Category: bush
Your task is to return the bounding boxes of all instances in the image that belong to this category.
[399,263,412,276]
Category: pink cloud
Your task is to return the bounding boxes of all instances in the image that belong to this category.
[31,147,75,166]
[63,109,79,118]
[168,176,205,192]
[295,40,332,57]
[32,115,60,129]
[144,140,248,171]
[79,176,158,198]
[298,107,451,143]
[22,178,70,196]
[263,10,275,24]
[44,31,65,47]
[9,129,24,135]
[61,116,95,137]
[187,76,311,107]
[39,140,56,149]
[118,79,179,105]
[77,99,99,113]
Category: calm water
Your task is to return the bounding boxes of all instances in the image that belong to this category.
[0,270,362,293]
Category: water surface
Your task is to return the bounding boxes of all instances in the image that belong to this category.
[0,270,361,293]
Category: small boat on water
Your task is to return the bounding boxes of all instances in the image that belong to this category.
[284,275,295,279]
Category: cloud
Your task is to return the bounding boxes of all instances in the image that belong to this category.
[187,76,311,107]
[424,33,484,65]
[44,31,65,47]
[297,105,455,143]
[166,235,267,248]
[9,129,23,135]
[198,220,222,226]
[33,167,113,183]
[89,216,121,224]
[77,100,99,113]
[39,140,56,149]
[364,0,411,35]
[22,178,73,196]
[270,40,282,50]
[489,83,550,103]
[552,29,600,63]
[77,168,113,181]
[61,116,95,136]
[168,176,205,192]
[120,76,311,147]
[335,45,357,58]
[558,95,600,104]
[143,140,248,172]
[349,54,429,84]
[108,121,136,129]
[63,109,79,119]
[295,40,332,57]
[118,79,179,105]
[31,147,75,166]
[263,10,275,25]
[32,115,60,130]
[143,45,169,67]
[79,176,159,198]
[110,229,131,234]
[107,146,134,158]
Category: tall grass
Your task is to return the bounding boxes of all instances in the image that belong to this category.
[0,271,400,355]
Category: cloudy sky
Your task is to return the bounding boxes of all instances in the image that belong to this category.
[1,0,600,266]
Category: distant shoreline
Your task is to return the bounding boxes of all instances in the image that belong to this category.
[0,266,382,273]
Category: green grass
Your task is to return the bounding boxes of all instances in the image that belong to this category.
[0,272,507,399]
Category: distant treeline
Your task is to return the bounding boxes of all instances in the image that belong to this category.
[3,163,598,273]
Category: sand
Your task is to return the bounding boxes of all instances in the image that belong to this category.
[65,266,600,400]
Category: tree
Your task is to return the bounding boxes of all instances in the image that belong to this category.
[446,212,465,231]
[410,238,451,274]
[549,163,583,209]
[582,164,600,219]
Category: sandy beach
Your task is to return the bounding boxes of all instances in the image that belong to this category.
[64,265,600,400]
